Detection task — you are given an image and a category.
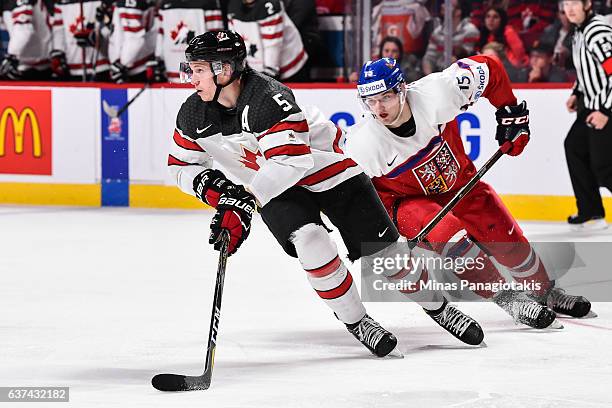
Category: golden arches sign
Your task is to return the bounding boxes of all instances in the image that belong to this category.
[0,107,42,158]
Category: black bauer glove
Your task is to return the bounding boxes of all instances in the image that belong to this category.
[495,100,530,156]
[0,54,21,80]
[74,23,96,48]
[49,49,69,79]
[110,61,129,83]
[145,58,167,83]
[193,169,236,207]
[209,187,256,256]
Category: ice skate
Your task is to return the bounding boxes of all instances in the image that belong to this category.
[544,287,593,318]
[345,314,400,357]
[493,290,561,329]
[425,298,485,345]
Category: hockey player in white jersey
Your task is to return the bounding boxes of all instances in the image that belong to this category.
[52,0,111,80]
[337,57,593,328]
[0,0,53,80]
[153,0,223,82]
[166,30,486,358]
[227,0,308,81]
[107,0,157,82]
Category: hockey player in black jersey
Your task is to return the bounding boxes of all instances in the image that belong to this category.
[167,30,485,357]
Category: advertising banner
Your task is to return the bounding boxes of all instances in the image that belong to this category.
[0,90,52,175]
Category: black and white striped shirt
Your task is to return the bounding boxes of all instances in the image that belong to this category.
[572,14,612,114]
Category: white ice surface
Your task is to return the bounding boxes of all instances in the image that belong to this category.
[1,206,611,408]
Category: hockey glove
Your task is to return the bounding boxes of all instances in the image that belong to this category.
[74,23,96,48]
[110,61,129,83]
[0,54,21,80]
[209,187,256,256]
[495,100,530,156]
[146,58,167,83]
[50,50,69,79]
[193,169,240,208]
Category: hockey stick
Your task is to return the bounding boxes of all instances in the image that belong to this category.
[408,141,512,248]
[79,0,87,82]
[151,230,231,392]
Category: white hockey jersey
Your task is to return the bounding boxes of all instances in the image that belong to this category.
[339,56,518,203]
[168,70,361,206]
[52,0,110,77]
[1,0,52,71]
[108,0,156,76]
[228,0,307,80]
[155,0,223,82]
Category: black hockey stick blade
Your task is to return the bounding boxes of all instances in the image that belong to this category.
[151,373,211,392]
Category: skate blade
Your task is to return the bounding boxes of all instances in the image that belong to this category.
[570,220,608,232]
[384,347,404,359]
[547,319,564,329]
[583,310,598,319]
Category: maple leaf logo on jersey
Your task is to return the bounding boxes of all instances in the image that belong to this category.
[170,21,195,44]
[239,146,262,171]
[69,16,86,34]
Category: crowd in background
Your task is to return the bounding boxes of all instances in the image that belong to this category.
[0,0,610,83]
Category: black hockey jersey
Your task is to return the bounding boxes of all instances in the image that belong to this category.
[155,0,223,82]
[168,69,359,206]
[228,0,307,80]
[1,0,52,70]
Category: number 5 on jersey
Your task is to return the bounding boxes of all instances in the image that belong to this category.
[273,93,293,112]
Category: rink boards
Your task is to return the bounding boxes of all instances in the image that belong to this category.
[0,82,608,220]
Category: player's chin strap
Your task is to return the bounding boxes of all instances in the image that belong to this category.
[387,90,407,127]
[211,61,243,103]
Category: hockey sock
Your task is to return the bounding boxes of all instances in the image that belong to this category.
[291,224,366,325]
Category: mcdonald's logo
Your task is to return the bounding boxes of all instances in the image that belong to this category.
[0,89,52,175]
[0,107,42,158]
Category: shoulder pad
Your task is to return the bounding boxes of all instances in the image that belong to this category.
[240,71,301,133]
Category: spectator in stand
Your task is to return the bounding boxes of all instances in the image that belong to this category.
[540,2,574,70]
[228,0,309,82]
[154,0,223,83]
[479,6,529,68]
[506,0,558,48]
[0,0,54,80]
[422,0,479,75]
[470,0,509,28]
[516,40,570,82]
[372,0,433,62]
[347,36,422,83]
[107,0,157,83]
[481,41,523,81]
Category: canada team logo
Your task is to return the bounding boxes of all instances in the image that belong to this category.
[239,145,261,171]
[0,90,52,175]
[412,142,460,195]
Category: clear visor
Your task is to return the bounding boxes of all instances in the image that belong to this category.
[358,89,401,112]
[179,61,227,84]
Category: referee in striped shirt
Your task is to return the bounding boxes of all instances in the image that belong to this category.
[563,0,612,230]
